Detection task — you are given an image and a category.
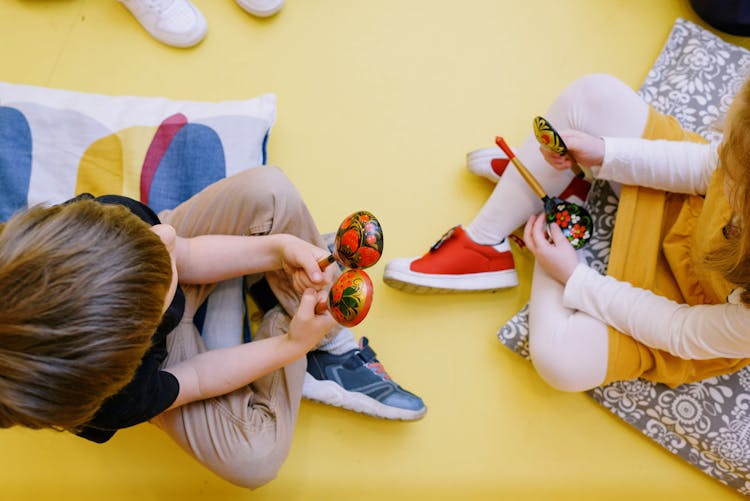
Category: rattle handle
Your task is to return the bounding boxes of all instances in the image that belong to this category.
[569,159,584,178]
[318,254,335,271]
[562,148,584,178]
[314,301,327,315]
[495,136,546,199]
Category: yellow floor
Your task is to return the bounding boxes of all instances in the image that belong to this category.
[2,1,749,499]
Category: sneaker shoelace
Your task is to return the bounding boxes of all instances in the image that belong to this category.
[430,226,458,252]
[357,337,392,381]
[366,361,391,381]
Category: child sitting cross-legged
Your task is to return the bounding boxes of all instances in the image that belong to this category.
[0,165,425,489]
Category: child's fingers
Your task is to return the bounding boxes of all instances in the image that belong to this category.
[548,222,568,246]
[524,213,549,253]
[538,146,570,170]
[532,211,549,242]
[548,223,576,255]
[312,287,330,317]
[296,288,317,319]
[293,248,325,285]
[302,258,324,284]
[523,214,538,251]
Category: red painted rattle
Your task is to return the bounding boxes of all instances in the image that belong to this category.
[314,211,383,327]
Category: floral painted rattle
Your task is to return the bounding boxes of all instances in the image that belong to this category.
[495,136,592,249]
[532,115,586,179]
[314,211,383,327]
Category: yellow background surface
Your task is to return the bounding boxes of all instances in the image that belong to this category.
[1,1,749,499]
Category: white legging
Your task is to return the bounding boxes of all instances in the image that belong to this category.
[468,74,650,391]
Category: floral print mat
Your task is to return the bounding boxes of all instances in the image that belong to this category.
[497,18,750,494]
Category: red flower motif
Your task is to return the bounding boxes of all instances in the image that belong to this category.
[339,229,360,253]
[356,247,381,268]
[571,224,586,239]
[555,211,571,228]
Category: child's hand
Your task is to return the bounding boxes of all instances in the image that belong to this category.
[523,213,580,284]
[288,288,337,351]
[279,235,335,295]
[539,129,605,171]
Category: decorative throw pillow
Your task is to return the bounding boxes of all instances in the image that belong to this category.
[0,83,276,349]
[497,18,750,494]
[0,82,276,220]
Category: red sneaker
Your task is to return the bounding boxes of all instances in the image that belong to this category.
[383,226,518,293]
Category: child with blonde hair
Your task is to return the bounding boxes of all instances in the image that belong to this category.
[385,73,750,391]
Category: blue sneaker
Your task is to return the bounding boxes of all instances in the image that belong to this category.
[303,337,427,420]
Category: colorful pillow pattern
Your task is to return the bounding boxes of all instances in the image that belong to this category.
[0,82,276,220]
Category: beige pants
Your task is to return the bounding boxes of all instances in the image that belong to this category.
[151,166,331,488]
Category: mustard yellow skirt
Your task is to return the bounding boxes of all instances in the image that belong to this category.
[603,107,750,387]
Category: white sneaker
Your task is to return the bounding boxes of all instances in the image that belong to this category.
[234,0,284,17]
[119,0,208,48]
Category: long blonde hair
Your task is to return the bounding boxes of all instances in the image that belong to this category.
[712,76,750,305]
[0,200,172,432]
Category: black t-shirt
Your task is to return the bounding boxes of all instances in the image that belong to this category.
[75,195,184,443]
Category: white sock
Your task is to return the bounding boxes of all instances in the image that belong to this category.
[317,327,358,354]
[464,226,503,247]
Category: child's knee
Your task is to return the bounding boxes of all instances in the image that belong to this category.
[531,358,590,392]
[233,166,308,226]
[216,441,290,489]
[530,344,583,392]
[559,73,630,115]
[529,333,602,393]
[233,461,282,490]
[237,165,299,203]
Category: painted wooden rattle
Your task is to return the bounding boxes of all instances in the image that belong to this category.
[322,268,374,327]
[318,210,383,270]
[495,136,592,249]
[532,115,585,179]
[314,211,383,327]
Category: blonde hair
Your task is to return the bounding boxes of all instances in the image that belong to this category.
[711,75,750,305]
[0,200,172,432]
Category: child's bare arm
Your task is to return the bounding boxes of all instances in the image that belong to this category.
[162,289,335,411]
[172,233,334,292]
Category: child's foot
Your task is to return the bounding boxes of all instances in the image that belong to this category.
[466,146,510,182]
[383,225,518,293]
[466,146,593,205]
[304,337,427,420]
[234,0,284,17]
[119,0,208,48]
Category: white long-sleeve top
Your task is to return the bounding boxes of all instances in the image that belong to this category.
[591,137,718,194]
[563,137,750,360]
